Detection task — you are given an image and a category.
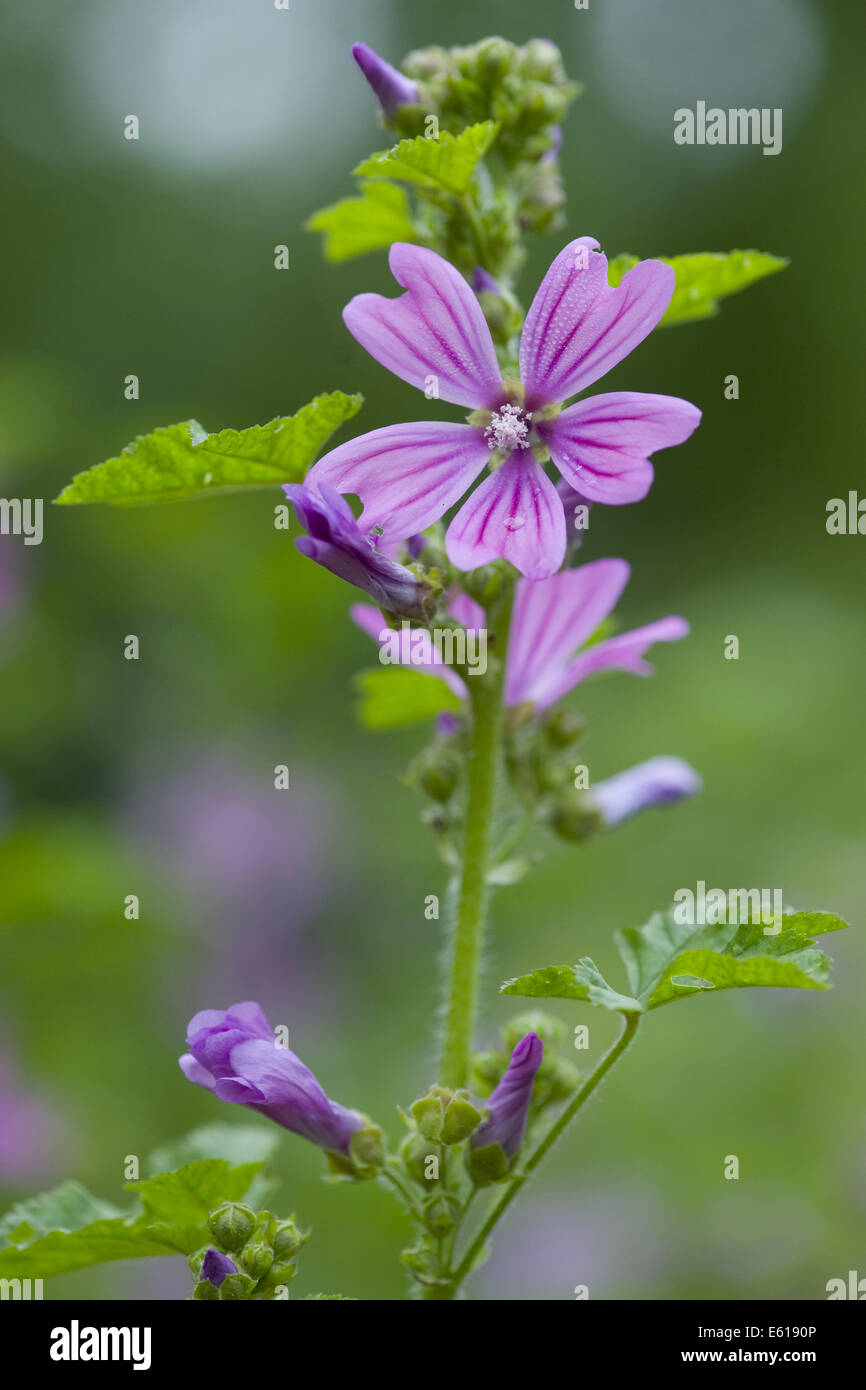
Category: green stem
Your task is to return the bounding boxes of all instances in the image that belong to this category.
[450,1011,641,1291]
[438,584,514,1091]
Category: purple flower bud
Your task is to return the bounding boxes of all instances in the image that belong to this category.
[591,756,702,827]
[201,1249,236,1288]
[179,1001,362,1156]
[471,1032,543,1159]
[473,266,501,297]
[351,42,419,116]
[284,483,431,619]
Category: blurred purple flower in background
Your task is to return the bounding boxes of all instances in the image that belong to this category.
[482,1185,676,1300]
[472,1032,543,1158]
[0,1050,65,1184]
[592,756,701,826]
[180,1002,362,1155]
[122,752,335,1020]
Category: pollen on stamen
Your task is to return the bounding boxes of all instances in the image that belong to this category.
[485,403,531,454]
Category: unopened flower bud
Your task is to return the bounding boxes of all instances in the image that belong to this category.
[256,1258,299,1295]
[207,1202,256,1252]
[199,1247,237,1288]
[549,798,604,843]
[543,707,586,749]
[351,42,419,117]
[273,1218,308,1259]
[591,757,702,827]
[219,1271,258,1300]
[423,1192,462,1235]
[476,37,515,83]
[466,1140,509,1187]
[470,1033,543,1163]
[239,1240,273,1280]
[519,39,564,83]
[400,1132,439,1185]
[503,1012,566,1054]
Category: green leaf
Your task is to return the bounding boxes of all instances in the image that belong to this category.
[615,907,847,1011]
[0,1219,174,1280]
[54,391,363,506]
[501,958,641,1014]
[353,122,499,196]
[502,909,847,1016]
[0,1182,169,1280]
[0,1181,123,1246]
[608,250,788,326]
[355,666,463,730]
[0,1158,266,1279]
[127,1158,264,1253]
[307,181,418,262]
[146,1123,279,1177]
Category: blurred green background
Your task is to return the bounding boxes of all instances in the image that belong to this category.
[0,0,863,1300]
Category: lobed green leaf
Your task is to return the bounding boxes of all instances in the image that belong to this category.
[54,391,363,506]
[306,181,418,262]
[353,122,500,196]
[501,958,641,1013]
[0,1157,265,1279]
[608,250,788,326]
[502,908,847,1015]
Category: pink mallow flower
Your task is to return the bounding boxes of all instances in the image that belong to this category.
[352,557,688,712]
[307,240,701,579]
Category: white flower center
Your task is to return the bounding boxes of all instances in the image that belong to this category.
[485,403,531,454]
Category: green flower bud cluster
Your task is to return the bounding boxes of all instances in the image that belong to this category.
[411,1084,483,1144]
[378,39,579,288]
[505,703,600,838]
[393,1084,484,1286]
[189,1202,310,1301]
[397,37,578,168]
[503,704,611,843]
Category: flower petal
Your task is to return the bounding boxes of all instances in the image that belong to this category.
[548,614,689,706]
[225,1038,359,1151]
[446,456,566,579]
[542,391,701,504]
[343,243,503,408]
[505,560,629,707]
[306,421,489,539]
[178,1053,216,1092]
[519,238,675,406]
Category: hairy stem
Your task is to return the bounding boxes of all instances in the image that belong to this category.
[438,583,515,1091]
[450,1011,641,1291]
